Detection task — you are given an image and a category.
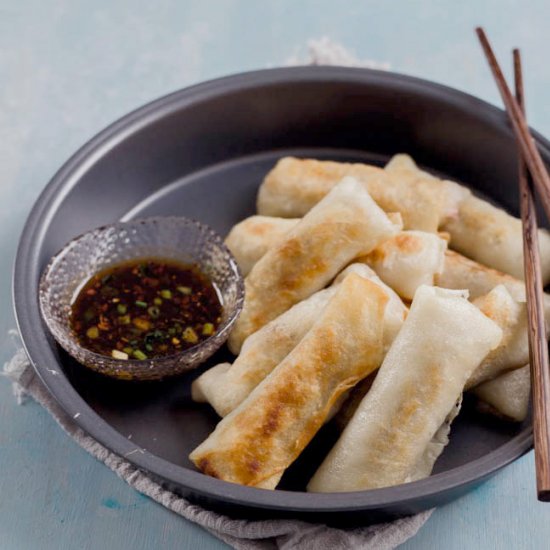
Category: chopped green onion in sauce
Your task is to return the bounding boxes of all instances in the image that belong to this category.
[70,259,222,360]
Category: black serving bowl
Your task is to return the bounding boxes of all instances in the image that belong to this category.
[14,66,541,524]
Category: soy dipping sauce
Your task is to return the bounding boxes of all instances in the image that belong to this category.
[70,259,222,361]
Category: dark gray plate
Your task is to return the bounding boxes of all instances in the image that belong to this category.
[14,67,542,524]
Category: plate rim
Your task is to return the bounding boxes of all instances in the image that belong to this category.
[13,65,542,513]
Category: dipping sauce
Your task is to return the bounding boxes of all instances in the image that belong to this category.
[70,259,222,360]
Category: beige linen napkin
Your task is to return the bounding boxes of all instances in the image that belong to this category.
[3,39,434,549]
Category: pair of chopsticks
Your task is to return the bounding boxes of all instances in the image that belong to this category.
[476,27,550,502]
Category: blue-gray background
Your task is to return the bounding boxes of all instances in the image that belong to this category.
[1,1,547,548]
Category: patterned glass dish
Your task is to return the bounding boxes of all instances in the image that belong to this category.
[39,217,244,380]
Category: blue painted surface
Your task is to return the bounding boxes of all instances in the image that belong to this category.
[1,1,550,548]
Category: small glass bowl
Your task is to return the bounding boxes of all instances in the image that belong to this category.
[39,217,244,381]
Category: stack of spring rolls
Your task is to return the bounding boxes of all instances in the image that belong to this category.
[189,154,550,492]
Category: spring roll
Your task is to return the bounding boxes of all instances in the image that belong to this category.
[465,285,528,389]
[190,274,388,489]
[228,176,401,353]
[225,216,300,276]
[361,231,448,300]
[307,285,502,493]
[473,365,530,422]
[192,264,407,417]
[256,157,444,231]
[437,249,550,332]
[442,194,550,284]
[436,250,527,300]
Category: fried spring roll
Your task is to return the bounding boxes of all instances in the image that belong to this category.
[466,285,528,389]
[437,249,550,334]
[307,285,502,492]
[442,194,550,284]
[190,274,388,489]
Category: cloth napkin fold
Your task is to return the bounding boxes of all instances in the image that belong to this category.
[3,39,433,549]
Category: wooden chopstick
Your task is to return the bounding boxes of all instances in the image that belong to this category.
[513,49,550,502]
[476,28,550,223]
[476,29,550,501]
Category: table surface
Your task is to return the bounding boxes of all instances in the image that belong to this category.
[2,1,550,548]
